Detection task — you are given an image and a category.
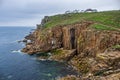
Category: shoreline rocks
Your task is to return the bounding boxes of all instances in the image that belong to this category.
[22,21,120,79]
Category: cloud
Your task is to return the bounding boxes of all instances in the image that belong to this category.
[0,0,119,26]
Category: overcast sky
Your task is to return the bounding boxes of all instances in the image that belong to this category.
[0,0,119,26]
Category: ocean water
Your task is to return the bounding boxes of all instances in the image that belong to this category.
[0,27,77,80]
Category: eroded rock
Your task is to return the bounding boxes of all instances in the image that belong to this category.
[22,21,120,79]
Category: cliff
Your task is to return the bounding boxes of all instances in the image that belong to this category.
[22,10,120,80]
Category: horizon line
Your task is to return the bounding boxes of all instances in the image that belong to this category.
[0,26,36,27]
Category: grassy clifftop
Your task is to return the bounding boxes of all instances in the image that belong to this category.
[39,10,120,31]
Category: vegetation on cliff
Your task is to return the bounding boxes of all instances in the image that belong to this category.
[38,10,120,31]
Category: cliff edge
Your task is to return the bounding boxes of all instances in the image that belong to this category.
[22,10,120,80]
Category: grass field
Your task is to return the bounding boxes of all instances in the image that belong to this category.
[39,10,120,31]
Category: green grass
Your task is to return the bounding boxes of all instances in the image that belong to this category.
[91,23,119,31]
[40,10,120,30]
[51,49,63,55]
[112,45,120,49]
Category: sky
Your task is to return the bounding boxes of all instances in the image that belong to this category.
[0,0,119,26]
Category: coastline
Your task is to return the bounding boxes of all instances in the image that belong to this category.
[22,11,120,80]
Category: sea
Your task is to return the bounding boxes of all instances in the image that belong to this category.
[0,27,77,80]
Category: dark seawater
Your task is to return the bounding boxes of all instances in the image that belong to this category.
[0,27,77,80]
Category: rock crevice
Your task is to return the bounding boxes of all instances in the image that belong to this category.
[22,21,120,79]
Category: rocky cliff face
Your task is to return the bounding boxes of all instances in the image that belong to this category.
[22,21,120,79]
[22,21,120,55]
[22,21,93,54]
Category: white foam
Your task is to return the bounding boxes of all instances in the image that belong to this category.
[11,50,22,53]
[7,75,12,79]
[35,57,48,61]
[47,52,52,56]
[39,59,47,61]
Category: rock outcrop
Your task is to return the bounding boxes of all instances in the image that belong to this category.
[22,21,120,55]
[22,21,93,54]
[22,20,120,79]
[49,48,77,62]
